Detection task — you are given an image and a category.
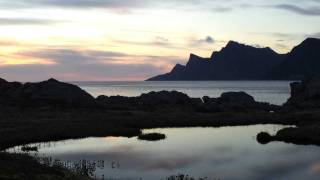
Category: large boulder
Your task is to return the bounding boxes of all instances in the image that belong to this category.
[0,78,96,107]
[22,78,96,107]
[138,91,193,109]
[285,74,320,109]
[97,91,201,111]
[219,91,256,105]
[201,91,277,112]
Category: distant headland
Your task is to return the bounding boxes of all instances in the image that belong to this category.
[147,38,320,81]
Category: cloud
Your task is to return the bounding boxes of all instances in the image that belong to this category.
[0,17,62,25]
[113,37,180,49]
[17,49,128,64]
[250,44,264,48]
[212,6,233,13]
[0,60,166,81]
[309,32,320,38]
[0,0,143,9]
[1,0,320,17]
[204,36,215,43]
[192,36,215,46]
[0,48,181,81]
[272,4,320,16]
[0,0,239,13]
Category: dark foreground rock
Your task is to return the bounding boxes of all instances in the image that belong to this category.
[138,133,166,141]
[97,90,277,112]
[256,132,273,144]
[285,75,320,109]
[255,74,320,146]
[0,78,96,107]
[258,124,320,146]
[201,91,278,112]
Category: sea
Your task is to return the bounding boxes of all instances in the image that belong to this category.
[73,81,292,105]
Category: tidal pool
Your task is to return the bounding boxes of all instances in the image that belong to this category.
[8,125,320,180]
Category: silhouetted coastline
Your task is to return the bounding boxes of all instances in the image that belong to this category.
[1,75,320,179]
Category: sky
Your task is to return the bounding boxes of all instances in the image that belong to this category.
[0,0,319,81]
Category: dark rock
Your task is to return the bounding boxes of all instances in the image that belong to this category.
[22,78,95,107]
[270,124,320,146]
[138,133,166,141]
[200,92,277,112]
[219,91,255,105]
[0,78,7,84]
[0,80,23,104]
[139,91,192,109]
[0,78,95,107]
[96,95,138,110]
[256,132,273,144]
[190,98,203,106]
[285,74,320,109]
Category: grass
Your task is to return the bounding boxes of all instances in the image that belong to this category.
[0,152,91,180]
[21,146,38,152]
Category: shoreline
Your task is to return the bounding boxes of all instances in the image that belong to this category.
[1,76,320,179]
[1,107,319,151]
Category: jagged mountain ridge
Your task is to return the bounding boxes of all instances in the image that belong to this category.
[147,38,320,81]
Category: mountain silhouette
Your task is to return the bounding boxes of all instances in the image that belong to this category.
[266,38,320,80]
[147,38,320,81]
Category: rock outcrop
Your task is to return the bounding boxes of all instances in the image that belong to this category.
[201,91,278,112]
[257,124,320,146]
[97,91,198,111]
[96,90,277,112]
[285,75,320,109]
[139,91,192,107]
[0,78,96,107]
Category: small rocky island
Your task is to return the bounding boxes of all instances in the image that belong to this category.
[1,75,320,179]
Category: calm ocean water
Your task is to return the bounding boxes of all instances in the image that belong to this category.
[73,81,292,105]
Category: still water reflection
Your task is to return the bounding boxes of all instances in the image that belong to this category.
[8,125,320,180]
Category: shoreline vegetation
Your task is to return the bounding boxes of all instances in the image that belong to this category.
[1,75,320,179]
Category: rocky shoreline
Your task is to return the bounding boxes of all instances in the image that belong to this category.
[1,75,320,148]
[1,75,320,179]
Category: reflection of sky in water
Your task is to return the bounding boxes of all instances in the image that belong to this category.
[72,81,291,105]
[9,125,320,180]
